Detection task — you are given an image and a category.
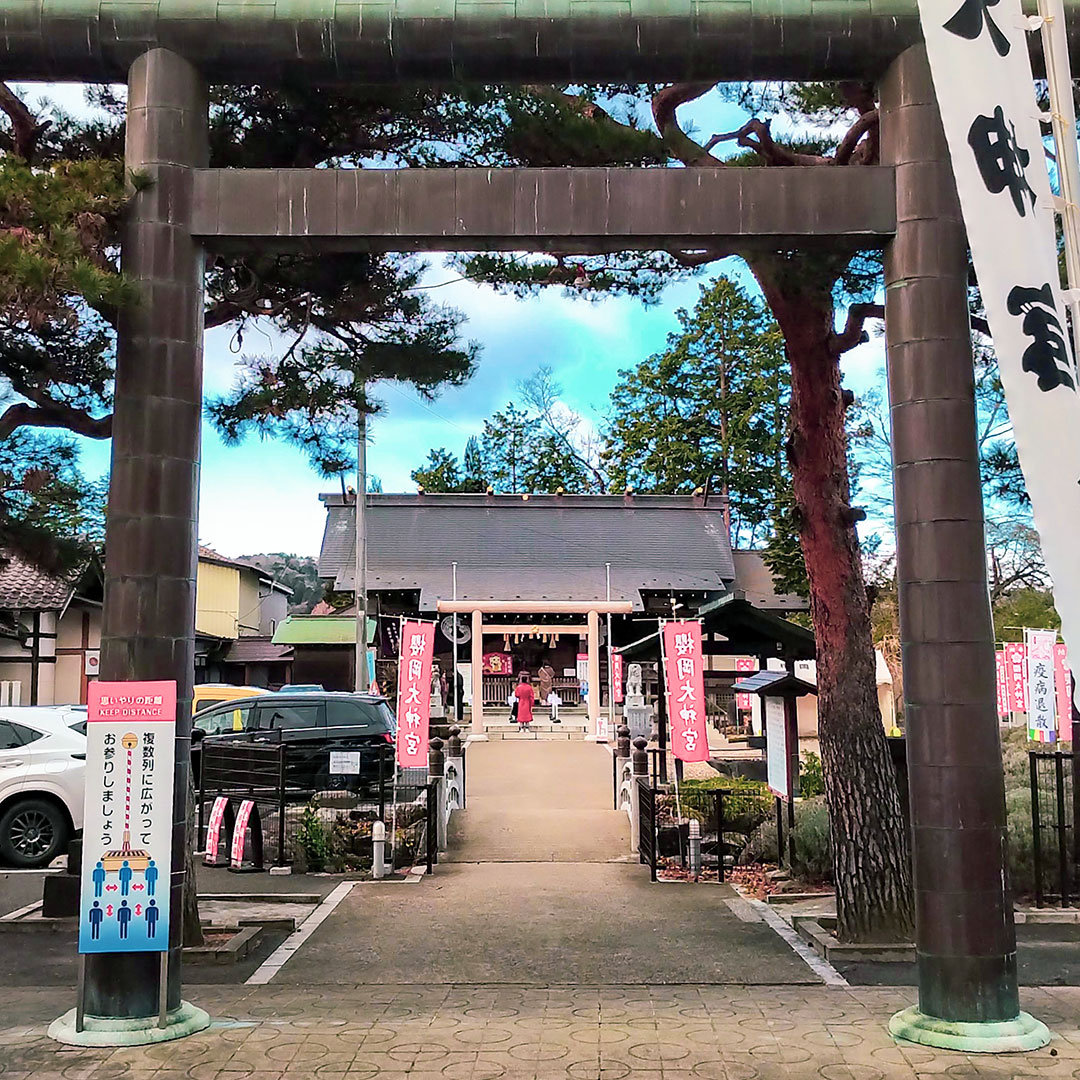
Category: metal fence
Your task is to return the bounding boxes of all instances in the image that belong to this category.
[197,742,439,873]
[639,782,773,883]
[1030,750,1080,907]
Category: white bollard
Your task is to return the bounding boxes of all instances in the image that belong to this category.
[372,820,386,879]
[688,819,701,881]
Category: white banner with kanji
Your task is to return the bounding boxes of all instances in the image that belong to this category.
[661,620,710,763]
[917,0,1080,710]
[1027,628,1058,740]
[396,620,435,768]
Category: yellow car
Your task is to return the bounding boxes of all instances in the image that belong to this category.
[192,683,270,721]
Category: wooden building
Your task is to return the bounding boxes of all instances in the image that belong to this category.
[314,492,805,737]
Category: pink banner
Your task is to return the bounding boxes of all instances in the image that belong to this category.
[1004,642,1028,713]
[397,620,436,768]
[735,658,756,711]
[662,621,710,763]
[1055,643,1072,737]
[612,652,624,704]
[996,651,1009,718]
[231,799,255,868]
[204,796,229,866]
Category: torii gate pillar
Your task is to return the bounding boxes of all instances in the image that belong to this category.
[81,49,210,1038]
[881,44,1047,1050]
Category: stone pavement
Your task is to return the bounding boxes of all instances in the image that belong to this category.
[445,740,629,862]
[4,984,1080,1079]
[8,740,1080,1076]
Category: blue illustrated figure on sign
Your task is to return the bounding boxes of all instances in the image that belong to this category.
[92,861,106,897]
[88,901,103,940]
[119,859,132,896]
[118,899,131,939]
[144,858,158,896]
[146,899,159,938]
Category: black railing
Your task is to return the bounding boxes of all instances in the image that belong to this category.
[644,784,773,883]
[198,742,437,873]
[1030,750,1078,907]
[637,777,657,881]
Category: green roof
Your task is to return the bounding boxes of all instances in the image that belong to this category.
[271,615,377,646]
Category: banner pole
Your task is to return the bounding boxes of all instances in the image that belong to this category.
[75,956,86,1033]
[157,953,169,1028]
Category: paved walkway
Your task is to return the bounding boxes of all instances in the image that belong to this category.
[5,984,1080,1078]
[445,740,630,862]
[284,740,813,985]
[9,740,1080,1076]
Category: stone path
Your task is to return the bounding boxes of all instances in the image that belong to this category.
[282,740,813,985]
[11,739,1080,1077]
[5,984,1080,1078]
[445,740,629,863]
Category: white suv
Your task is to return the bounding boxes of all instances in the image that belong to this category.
[0,707,86,868]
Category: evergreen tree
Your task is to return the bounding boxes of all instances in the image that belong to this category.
[461,436,487,492]
[603,276,788,547]
[411,448,464,492]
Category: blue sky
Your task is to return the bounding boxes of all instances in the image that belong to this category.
[28,84,888,560]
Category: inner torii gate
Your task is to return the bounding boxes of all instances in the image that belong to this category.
[8,0,1070,1051]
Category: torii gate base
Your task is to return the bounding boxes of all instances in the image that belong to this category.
[41,36,1045,1055]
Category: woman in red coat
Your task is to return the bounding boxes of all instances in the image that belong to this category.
[514,672,536,728]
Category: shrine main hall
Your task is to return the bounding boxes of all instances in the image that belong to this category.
[305,492,809,736]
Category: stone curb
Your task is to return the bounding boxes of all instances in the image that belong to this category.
[792,915,916,963]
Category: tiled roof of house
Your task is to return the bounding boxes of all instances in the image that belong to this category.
[0,554,83,610]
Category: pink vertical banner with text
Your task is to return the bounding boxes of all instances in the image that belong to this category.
[662,621,710,763]
[612,652,624,704]
[735,658,756,711]
[1055,643,1072,739]
[396,620,435,768]
[995,651,1009,718]
[1004,642,1028,714]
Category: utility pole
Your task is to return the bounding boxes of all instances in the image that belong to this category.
[355,406,369,692]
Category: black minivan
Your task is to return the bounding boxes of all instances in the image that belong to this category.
[191,692,396,794]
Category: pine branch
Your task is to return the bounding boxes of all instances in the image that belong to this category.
[834,109,879,166]
[830,302,884,355]
[0,82,51,163]
[0,399,112,440]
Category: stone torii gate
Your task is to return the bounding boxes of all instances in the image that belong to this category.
[7,0,1069,1051]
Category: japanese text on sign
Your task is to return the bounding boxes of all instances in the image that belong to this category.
[996,650,1010,717]
[396,620,435,768]
[79,681,175,955]
[1027,629,1057,742]
[917,0,1080,721]
[1004,641,1028,713]
[1055,643,1072,738]
[661,621,710,763]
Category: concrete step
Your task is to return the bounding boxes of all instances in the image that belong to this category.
[485,729,584,741]
[486,723,589,734]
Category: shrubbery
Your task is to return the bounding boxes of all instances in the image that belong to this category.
[737,728,1045,896]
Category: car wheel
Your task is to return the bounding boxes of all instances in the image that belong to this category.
[0,799,69,868]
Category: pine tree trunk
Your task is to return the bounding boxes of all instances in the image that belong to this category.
[751,257,914,943]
